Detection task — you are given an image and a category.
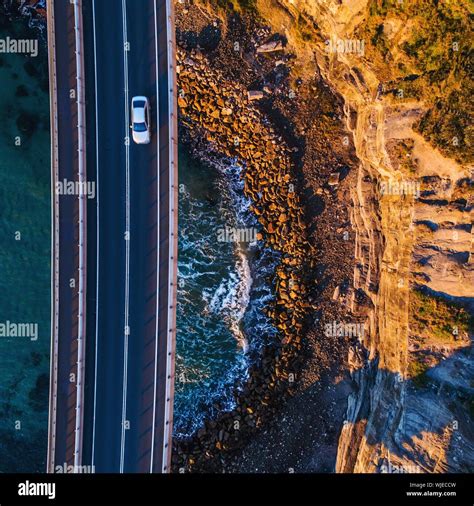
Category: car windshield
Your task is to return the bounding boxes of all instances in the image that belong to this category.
[134,122,147,132]
[133,100,145,108]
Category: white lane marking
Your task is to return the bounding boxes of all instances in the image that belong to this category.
[120,0,131,474]
[91,0,100,468]
[150,0,161,473]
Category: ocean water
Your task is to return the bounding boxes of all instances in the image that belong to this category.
[0,14,50,471]
[174,148,278,437]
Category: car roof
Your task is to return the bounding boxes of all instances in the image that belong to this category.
[134,108,145,123]
[132,97,148,124]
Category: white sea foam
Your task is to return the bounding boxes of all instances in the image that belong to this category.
[205,243,252,351]
[174,155,278,437]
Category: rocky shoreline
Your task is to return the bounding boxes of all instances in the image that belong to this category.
[173,1,359,472]
[173,46,317,472]
[0,0,46,31]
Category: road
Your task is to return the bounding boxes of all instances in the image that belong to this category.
[47,0,177,473]
[81,0,176,473]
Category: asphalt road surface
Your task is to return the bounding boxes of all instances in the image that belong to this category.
[81,0,172,473]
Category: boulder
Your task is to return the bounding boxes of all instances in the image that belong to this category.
[248,90,264,101]
[256,40,284,53]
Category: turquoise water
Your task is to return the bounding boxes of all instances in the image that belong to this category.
[174,148,278,437]
[0,15,50,472]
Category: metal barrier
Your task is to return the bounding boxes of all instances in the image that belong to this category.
[162,0,178,474]
[72,0,88,470]
[46,0,60,475]
[46,0,88,472]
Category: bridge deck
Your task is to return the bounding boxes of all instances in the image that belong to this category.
[47,0,177,473]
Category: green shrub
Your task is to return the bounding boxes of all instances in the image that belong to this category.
[410,289,473,343]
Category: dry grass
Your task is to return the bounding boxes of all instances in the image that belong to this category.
[409,289,473,344]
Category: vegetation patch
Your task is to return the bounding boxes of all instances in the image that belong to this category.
[409,289,473,343]
[407,358,430,389]
[358,0,473,163]
[386,138,417,173]
[200,0,258,15]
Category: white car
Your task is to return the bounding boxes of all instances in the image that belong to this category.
[131,96,151,144]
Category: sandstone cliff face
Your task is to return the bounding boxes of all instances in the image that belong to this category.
[257,0,473,473]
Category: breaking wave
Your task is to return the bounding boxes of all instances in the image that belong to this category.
[174,153,278,437]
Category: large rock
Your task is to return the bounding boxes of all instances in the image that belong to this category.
[256,40,284,53]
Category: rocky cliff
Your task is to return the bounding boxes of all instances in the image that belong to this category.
[251,0,474,473]
[176,0,472,472]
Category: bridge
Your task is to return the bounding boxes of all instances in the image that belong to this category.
[46,0,178,473]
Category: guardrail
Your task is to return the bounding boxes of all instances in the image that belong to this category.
[46,0,88,472]
[72,0,88,470]
[46,0,60,475]
[162,0,178,473]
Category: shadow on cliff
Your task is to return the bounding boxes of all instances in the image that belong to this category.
[337,339,474,473]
